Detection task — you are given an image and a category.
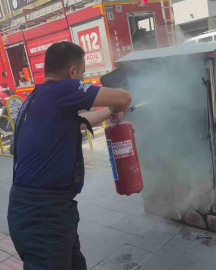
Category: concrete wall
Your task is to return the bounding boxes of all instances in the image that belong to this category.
[208,0,216,30]
[173,0,209,25]
[208,0,216,17]
[208,16,216,30]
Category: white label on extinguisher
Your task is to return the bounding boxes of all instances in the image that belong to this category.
[112,140,134,159]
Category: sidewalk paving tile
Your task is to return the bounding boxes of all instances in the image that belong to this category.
[78,220,133,253]
[185,258,216,270]
[0,257,23,270]
[80,240,119,269]
[0,250,11,262]
[0,157,12,186]
[13,255,20,261]
[167,227,216,264]
[78,203,128,227]
[126,235,166,253]
[1,238,14,248]
[138,244,198,270]
[80,191,144,217]
[0,263,13,270]
[0,211,9,235]
[129,221,182,253]
[9,257,22,266]
[0,195,9,213]
[0,241,17,255]
[91,244,151,270]
[0,184,11,196]
[112,215,154,235]
[0,234,7,241]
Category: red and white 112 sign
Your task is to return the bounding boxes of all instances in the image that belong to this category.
[78,26,105,68]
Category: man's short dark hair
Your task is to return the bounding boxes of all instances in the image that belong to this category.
[44,42,85,76]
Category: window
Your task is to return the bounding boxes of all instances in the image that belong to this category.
[215,36,216,41]
[139,17,155,31]
[184,40,196,45]
[172,0,185,3]
[198,36,213,43]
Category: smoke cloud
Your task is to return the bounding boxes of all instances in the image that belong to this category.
[124,53,213,217]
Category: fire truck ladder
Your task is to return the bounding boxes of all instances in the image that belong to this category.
[161,0,176,46]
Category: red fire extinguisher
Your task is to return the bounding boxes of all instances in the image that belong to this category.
[105,121,143,196]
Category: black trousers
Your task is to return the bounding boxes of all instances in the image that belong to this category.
[7,185,87,270]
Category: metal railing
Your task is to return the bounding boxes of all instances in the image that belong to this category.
[1,0,98,33]
[1,24,21,36]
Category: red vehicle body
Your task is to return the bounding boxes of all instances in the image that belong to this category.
[0,0,173,100]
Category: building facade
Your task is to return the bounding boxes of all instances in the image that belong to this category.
[173,0,216,43]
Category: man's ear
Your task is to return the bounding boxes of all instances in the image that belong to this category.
[68,66,76,79]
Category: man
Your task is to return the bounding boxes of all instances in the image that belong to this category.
[7,41,131,270]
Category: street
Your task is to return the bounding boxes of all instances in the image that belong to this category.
[0,128,216,269]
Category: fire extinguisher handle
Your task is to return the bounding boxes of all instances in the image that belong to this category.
[129,106,136,112]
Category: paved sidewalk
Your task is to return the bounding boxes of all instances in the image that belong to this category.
[0,129,216,269]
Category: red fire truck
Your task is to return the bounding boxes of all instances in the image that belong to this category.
[0,0,174,100]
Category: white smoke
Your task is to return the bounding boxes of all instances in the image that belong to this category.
[124,53,213,218]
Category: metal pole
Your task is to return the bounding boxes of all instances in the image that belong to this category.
[102,121,106,129]
[169,0,176,46]
[149,17,152,31]
[23,10,28,28]
[7,0,14,23]
[0,137,4,155]
[87,130,94,153]
[61,0,66,17]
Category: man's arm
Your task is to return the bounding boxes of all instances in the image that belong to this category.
[80,87,131,130]
[92,87,131,112]
[80,108,111,130]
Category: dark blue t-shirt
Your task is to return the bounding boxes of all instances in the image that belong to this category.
[14,79,100,191]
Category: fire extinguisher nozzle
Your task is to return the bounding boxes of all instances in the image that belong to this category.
[129,106,136,113]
